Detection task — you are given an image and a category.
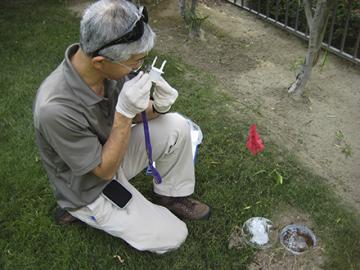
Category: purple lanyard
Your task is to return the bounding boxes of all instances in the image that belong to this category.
[141,111,162,184]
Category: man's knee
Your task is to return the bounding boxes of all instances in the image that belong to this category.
[151,219,188,253]
[166,113,189,129]
[132,214,188,254]
[161,113,191,142]
[171,219,188,246]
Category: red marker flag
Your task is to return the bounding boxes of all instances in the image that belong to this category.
[246,124,265,155]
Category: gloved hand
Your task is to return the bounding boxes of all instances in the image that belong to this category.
[153,77,178,113]
[116,72,152,118]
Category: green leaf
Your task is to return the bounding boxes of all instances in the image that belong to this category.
[275,171,283,185]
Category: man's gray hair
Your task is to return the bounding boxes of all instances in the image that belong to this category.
[80,0,155,62]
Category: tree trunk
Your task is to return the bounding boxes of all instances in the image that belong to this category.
[288,0,336,97]
[190,0,197,15]
[178,0,186,17]
[188,0,201,38]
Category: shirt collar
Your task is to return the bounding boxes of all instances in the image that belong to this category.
[63,43,104,106]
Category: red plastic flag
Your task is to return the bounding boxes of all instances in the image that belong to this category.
[246,124,265,156]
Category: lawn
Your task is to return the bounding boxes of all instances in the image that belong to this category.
[0,1,359,269]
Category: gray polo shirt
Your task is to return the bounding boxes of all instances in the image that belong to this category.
[33,44,125,210]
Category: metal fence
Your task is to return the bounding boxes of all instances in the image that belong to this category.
[227,0,360,65]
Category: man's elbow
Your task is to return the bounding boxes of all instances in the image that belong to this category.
[92,166,115,181]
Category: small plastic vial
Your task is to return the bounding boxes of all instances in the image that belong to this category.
[148,56,167,82]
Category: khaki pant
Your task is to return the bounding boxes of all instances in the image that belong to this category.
[70,113,195,253]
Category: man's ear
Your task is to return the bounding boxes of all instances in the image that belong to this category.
[91,56,107,70]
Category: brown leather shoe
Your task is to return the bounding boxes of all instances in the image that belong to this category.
[54,207,82,225]
[154,195,211,220]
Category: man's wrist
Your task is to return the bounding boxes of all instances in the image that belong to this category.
[152,104,170,114]
[115,106,136,119]
[114,111,134,127]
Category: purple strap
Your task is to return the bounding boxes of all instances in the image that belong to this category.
[141,111,162,184]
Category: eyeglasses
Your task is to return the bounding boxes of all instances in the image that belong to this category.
[113,57,145,73]
[89,6,149,57]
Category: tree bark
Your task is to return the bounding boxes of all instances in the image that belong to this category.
[178,0,186,17]
[288,0,336,97]
[190,0,197,15]
[304,0,314,29]
[188,0,201,38]
[178,0,203,39]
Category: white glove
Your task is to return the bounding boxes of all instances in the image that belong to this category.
[116,72,152,118]
[153,77,178,113]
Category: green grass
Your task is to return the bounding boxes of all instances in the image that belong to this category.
[1,1,360,269]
